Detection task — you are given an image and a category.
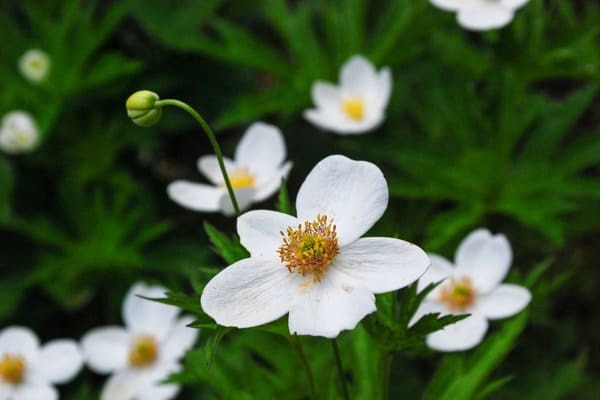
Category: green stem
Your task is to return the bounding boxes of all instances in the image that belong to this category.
[332,339,350,400]
[291,336,318,400]
[155,99,240,216]
[380,352,393,400]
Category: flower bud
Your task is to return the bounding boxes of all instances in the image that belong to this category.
[19,49,51,84]
[0,111,40,154]
[126,90,162,127]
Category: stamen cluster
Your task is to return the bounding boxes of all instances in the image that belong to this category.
[128,334,158,368]
[439,276,477,311]
[0,354,25,384]
[278,215,340,281]
[227,168,255,189]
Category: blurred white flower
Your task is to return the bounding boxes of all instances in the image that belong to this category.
[81,282,198,400]
[0,111,40,155]
[201,155,429,338]
[0,326,83,400]
[412,228,532,351]
[167,121,292,215]
[303,55,392,135]
[431,0,530,31]
[18,49,51,84]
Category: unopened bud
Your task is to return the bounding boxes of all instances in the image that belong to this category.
[126,90,162,127]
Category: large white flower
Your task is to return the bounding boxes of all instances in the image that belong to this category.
[412,228,532,351]
[168,121,292,215]
[201,155,430,338]
[18,49,51,84]
[431,0,530,31]
[303,55,392,135]
[0,326,83,400]
[0,111,40,155]
[81,283,199,400]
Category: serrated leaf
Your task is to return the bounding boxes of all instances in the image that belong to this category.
[204,222,249,264]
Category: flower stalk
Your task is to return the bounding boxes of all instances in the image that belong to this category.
[332,339,350,400]
[290,335,318,400]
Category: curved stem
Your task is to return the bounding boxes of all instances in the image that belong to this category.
[291,335,318,400]
[332,339,350,400]
[155,99,240,216]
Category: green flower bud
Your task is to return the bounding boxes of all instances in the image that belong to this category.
[126,90,162,127]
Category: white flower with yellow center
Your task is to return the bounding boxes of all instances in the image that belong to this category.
[412,229,532,351]
[0,111,40,155]
[0,326,83,400]
[303,55,392,135]
[18,49,51,84]
[167,122,292,215]
[81,283,199,400]
[431,0,530,31]
[201,155,430,338]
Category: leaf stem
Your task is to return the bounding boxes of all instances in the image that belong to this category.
[291,335,318,400]
[154,99,240,216]
[332,338,350,400]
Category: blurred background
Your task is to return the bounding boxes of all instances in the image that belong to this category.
[0,0,598,398]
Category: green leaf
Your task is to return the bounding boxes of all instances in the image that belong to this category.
[276,179,292,214]
[0,156,14,224]
[204,326,233,368]
[204,222,249,264]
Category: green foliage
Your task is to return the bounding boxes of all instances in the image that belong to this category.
[204,222,249,264]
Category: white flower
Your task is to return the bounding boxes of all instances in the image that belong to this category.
[167,122,292,216]
[303,55,392,135]
[18,49,51,84]
[0,326,83,400]
[431,0,530,31]
[0,111,40,155]
[81,283,199,400]
[412,228,532,352]
[201,155,430,338]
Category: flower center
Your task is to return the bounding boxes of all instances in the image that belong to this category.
[227,168,255,189]
[0,354,25,384]
[439,276,477,311]
[341,96,365,121]
[128,334,158,368]
[278,215,340,281]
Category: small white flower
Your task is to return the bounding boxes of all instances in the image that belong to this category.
[0,111,40,155]
[431,0,530,31]
[167,122,292,216]
[201,155,430,338]
[18,49,51,84]
[412,228,532,351]
[303,55,392,135]
[81,282,199,400]
[0,326,83,400]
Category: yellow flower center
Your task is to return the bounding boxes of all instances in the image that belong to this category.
[227,168,255,189]
[439,276,477,311]
[278,215,340,281]
[128,335,158,368]
[0,354,25,384]
[341,96,365,121]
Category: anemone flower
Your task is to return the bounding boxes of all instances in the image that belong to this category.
[431,0,530,31]
[0,111,40,154]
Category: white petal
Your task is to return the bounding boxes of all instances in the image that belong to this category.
[0,326,39,361]
[339,55,379,96]
[457,4,514,31]
[81,327,129,374]
[288,271,376,338]
[303,109,383,135]
[455,229,512,293]
[136,383,180,400]
[430,0,474,11]
[501,0,530,9]
[162,316,199,362]
[123,283,179,340]
[373,67,392,111]
[296,155,388,246]
[418,254,454,299]
[218,187,255,216]
[201,258,303,328]
[167,181,223,212]
[14,383,57,400]
[101,370,151,400]
[475,284,531,320]
[234,122,287,178]
[237,210,298,259]
[0,384,12,399]
[37,340,83,384]
[426,314,488,352]
[333,237,430,294]
[253,161,293,202]
[311,81,342,111]
[197,156,235,185]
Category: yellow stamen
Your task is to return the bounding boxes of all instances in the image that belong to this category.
[128,335,158,368]
[341,97,365,121]
[226,168,255,189]
[0,354,25,384]
[439,276,477,311]
[278,215,339,281]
